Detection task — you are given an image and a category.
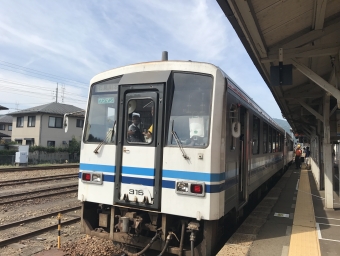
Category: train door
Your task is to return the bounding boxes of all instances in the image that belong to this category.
[238,106,248,206]
[114,84,164,210]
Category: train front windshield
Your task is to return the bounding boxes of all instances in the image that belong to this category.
[84,72,213,147]
[84,77,120,143]
[167,73,213,147]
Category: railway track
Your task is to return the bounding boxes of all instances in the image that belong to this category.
[0,185,78,205]
[0,206,81,247]
[0,164,79,172]
[0,173,78,187]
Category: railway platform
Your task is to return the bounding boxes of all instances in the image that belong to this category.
[217,163,340,256]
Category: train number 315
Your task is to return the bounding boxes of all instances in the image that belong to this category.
[129,189,144,196]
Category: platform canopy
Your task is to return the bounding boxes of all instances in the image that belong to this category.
[217,0,340,141]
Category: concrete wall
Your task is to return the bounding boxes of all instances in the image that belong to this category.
[40,114,83,147]
[29,151,69,163]
[11,115,41,144]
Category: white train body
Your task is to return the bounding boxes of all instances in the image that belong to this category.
[78,61,293,255]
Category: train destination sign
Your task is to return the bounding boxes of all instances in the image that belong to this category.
[98,97,115,104]
[94,83,119,92]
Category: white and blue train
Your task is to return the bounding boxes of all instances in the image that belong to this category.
[77,57,294,256]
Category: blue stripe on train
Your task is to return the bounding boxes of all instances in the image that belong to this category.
[122,166,155,176]
[161,177,238,193]
[80,163,115,173]
[163,170,225,182]
[122,176,155,186]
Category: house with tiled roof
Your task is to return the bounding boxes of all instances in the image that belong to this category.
[0,105,11,142]
[8,102,85,147]
[0,115,13,142]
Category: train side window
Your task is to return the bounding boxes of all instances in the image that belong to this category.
[263,123,268,153]
[230,104,237,150]
[272,129,276,152]
[268,126,272,153]
[252,115,260,154]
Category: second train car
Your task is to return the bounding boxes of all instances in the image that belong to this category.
[77,58,294,256]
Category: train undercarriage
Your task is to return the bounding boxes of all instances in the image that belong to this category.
[81,201,226,256]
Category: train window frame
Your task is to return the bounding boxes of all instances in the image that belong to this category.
[125,98,155,145]
[268,126,272,153]
[166,72,213,149]
[272,129,277,152]
[229,103,238,150]
[83,76,122,144]
[252,115,260,155]
[263,122,268,153]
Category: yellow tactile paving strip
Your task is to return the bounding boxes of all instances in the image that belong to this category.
[288,170,321,256]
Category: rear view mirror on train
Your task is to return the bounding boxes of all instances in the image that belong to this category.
[232,122,240,138]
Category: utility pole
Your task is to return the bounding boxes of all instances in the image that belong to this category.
[56,83,58,103]
[61,84,65,103]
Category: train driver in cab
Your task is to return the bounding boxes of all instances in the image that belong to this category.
[127,113,144,143]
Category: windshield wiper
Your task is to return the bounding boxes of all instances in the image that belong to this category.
[171,122,189,160]
[94,120,116,154]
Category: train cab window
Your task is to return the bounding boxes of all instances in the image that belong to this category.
[167,72,213,148]
[84,76,121,143]
[252,115,260,154]
[126,99,154,144]
[263,123,268,153]
[268,126,272,153]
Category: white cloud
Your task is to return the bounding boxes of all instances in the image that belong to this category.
[0,0,283,119]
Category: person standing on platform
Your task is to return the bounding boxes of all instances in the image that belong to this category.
[295,144,302,169]
[305,146,311,166]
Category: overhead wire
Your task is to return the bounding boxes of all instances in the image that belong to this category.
[0,79,88,100]
[0,60,88,88]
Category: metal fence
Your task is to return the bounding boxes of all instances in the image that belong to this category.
[0,155,15,166]
[0,153,80,166]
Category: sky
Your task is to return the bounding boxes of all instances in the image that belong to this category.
[0,0,284,119]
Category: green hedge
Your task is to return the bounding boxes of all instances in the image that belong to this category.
[0,150,17,156]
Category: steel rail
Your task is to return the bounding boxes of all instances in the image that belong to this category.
[0,206,81,230]
[0,184,78,200]
[0,217,80,247]
[0,164,79,172]
[0,174,78,186]
[0,188,78,206]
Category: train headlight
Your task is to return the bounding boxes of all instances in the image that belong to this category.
[92,173,102,182]
[176,182,189,192]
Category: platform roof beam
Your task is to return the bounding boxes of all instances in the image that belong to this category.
[269,17,340,52]
[313,0,327,30]
[291,58,340,101]
[299,101,323,122]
